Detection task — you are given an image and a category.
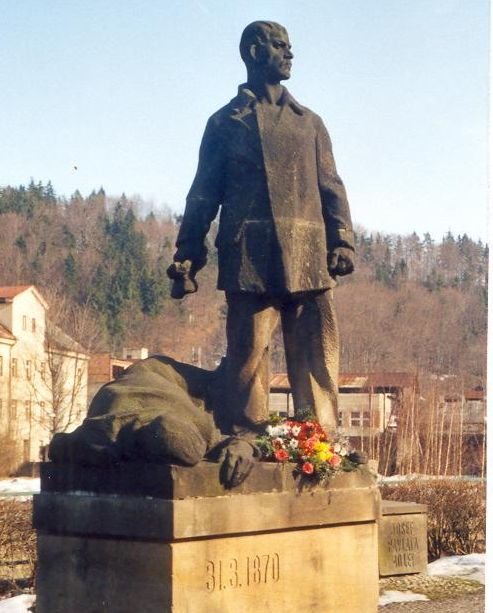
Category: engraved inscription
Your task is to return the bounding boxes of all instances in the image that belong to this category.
[206,553,280,592]
[386,521,421,569]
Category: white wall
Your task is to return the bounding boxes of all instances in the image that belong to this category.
[0,288,88,466]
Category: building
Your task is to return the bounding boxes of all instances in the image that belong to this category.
[442,388,486,435]
[87,348,148,405]
[337,372,416,437]
[0,285,89,472]
[269,371,416,437]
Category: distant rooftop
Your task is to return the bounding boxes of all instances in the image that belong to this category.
[0,322,15,340]
[0,285,33,300]
[270,372,416,392]
[0,285,48,308]
[339,372,417,389]
[445,389,485,402]
[47,324,88,355]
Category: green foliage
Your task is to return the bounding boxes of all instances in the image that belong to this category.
[14,235,27,253]
[353,229,488,292]
[0,179,56,217]
[87,200,170,346]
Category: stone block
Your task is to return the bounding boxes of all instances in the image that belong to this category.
[379,500,428,576]
[34,462,381,612]
[36,523,378,613]
[39,459,375,498]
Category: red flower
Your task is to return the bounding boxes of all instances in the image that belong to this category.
[302,436,318,453]
[302,462,314,474]
[274,449,289,462]
[329,455,342,467]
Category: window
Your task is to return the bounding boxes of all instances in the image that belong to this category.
[112,365,125,379]
[337,411,343,427]
[40,362,46,381]
[31,318,36,332]
[25,400,32,419]
[26,360,32,380]
[350,410,371,428]
[11,358,18,377]
[23,439,30,463]
[10,400,17,420]
[22,315,27,330]
[39,401,47,426]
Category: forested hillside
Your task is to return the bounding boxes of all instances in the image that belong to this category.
[0,181,487,386]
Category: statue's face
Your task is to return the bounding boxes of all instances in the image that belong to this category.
[258,28,293,82]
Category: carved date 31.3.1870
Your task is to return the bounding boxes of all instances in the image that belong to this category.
[206,553,280,592]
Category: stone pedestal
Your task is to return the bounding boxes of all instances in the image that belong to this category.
[34,461,381,613]
[379,500,428,576]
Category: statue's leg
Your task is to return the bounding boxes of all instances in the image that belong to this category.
[225,292,280,429]
[282,290,339,431]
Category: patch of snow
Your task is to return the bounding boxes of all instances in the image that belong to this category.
[378,473,485,484]
[0,594,35,613]
[379,590,429,606]
[0,478,40,498]
[380,553,485,606]
[428,553,485,584]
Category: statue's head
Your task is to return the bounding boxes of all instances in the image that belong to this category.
[239,21,293,83]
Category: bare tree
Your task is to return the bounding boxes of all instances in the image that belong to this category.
[26,291,100,441]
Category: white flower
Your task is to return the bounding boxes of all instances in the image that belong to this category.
[289,439,299,449]
[267,425,281,437]
[333,443,341,453]
[281,424,290,436]
[339,448,348,457]
[291,425,301,436]
[273,437,284,447]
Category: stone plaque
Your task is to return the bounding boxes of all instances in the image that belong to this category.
[379,510,428,576]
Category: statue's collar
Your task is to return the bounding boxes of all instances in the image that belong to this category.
[231,85,304,117]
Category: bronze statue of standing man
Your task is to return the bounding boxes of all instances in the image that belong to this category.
[168,21,355,434]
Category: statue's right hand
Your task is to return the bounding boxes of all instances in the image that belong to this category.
[166,260,198,299]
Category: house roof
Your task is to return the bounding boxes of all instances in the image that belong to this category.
[0,322,15,341]
[0,285,49,309]
[47,324,88,356]
[339,372,417,389]
[270,371,416,392]
[270,373,290,390]
[0,285,33,299]
[445,390,485,402]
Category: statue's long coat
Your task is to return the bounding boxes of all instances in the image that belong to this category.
[176,85,354,295]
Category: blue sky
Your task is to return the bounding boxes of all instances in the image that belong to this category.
[1,0,489,241]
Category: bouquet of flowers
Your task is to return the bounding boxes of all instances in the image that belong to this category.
[255,418,359,482]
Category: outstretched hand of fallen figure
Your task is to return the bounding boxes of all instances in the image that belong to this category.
[218,438,256,489]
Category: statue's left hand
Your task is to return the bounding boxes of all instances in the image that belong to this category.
[219,439,255,488]
[328,247,355,277]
